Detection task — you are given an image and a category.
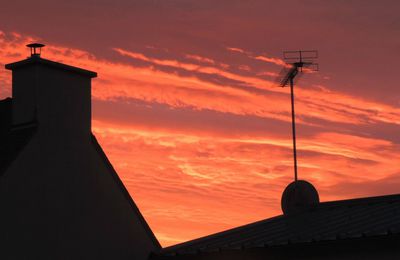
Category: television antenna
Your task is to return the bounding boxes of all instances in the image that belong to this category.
[278,50,318,182]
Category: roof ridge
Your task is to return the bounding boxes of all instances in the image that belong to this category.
[161,214,285,252]
[318,193,400,208]
[160,193,400,254]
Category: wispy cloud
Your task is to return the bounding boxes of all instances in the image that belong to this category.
[2,31,400,246]
[254,55,287,66]
[226,47,246,53]
[185,54,216,65]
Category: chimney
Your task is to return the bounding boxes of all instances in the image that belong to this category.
[5,43,97,136]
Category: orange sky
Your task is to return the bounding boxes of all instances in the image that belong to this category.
[1,2,400,246]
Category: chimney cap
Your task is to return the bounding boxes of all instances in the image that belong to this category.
[26,43,45,57]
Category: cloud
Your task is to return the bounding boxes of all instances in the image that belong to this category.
[184,54,216,65]
[112,47,400,127]
[254,55,287,66]
[226,47,246,54]
[92,118,400,245]
[2,30,400,246]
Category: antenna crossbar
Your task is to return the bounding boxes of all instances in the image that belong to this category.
[283,50,318,61]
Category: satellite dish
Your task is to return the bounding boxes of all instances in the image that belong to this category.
[281,180,319,215]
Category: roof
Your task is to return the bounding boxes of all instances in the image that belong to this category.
[91,134,161,250]
[158,193,400,257]
[0,97,160,249]
[0,98,12,135]
[0,99,37,176]
[5,56,97,78]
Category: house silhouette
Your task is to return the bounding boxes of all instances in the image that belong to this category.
[1,45,400,260]
[0,45,160,259]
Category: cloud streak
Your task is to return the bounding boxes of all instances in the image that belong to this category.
[1,30,400,246]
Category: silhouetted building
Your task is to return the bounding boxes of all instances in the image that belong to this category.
[2,46,400,260]
[0,46,160,259]
[154,192,400,260]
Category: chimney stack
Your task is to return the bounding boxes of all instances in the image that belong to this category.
[5,43,97,137]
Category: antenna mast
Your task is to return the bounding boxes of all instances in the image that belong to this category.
[279,50,318,182]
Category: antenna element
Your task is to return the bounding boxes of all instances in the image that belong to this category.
[279,50,318,182]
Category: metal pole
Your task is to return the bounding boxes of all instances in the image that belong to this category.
[290,76,298,182]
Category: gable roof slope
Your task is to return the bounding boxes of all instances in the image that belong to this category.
[158,193,400,256]
[0,98,37,177]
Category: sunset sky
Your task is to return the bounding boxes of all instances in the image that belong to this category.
[1,0,400,246]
